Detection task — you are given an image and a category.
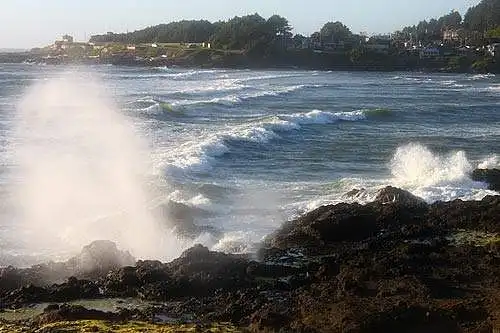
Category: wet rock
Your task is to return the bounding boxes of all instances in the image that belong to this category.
[33,304,116,325]
[2,284,48,308]
[1,186,500,332]
[374,186,427,206]
[154,201,220,239]
[344,188,367,199]
[246,261,303,279]
[471,168,500,192]
[0,241,135,295]
[250,307,291,332]
[166,245,251,297]
[65,240,135,279]
[267,203,380,248]
[101,245,254,302]
[1,277,101,308]
[360,306,461,333]
[428,195,500,232]
[48,277,101,302]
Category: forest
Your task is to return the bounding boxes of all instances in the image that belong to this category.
[90,0,500,52]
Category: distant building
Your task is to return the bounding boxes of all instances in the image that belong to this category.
[126,45,136,51]
[323,41,345,51]
[366,35,391,54]
[443,29,459,43]
[420,47,440,59]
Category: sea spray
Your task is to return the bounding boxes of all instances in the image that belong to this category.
[389,143,494,202]
[9,72,186,261]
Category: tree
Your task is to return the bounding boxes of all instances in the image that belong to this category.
[267,15,291,36]
[464,0,500,32]
[90,20,215,44]
[319,21,352,43]
[485,26,500,38]
[293,34,307,48]
[439,10,463,30]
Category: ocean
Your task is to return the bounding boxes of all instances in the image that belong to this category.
[0,64,498,265]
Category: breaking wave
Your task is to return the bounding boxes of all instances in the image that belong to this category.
[166,110,367,174]
[390,143,495,202]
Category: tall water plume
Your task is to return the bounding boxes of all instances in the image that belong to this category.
[9,72,183,261]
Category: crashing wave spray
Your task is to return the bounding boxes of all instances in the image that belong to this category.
[389,143,493,202]
[390,143,472,188]
[9,72,185,261]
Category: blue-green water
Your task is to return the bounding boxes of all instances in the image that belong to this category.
[0,64,498,263]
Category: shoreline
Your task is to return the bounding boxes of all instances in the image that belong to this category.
[1,52,497,74]
[1,169,499,332]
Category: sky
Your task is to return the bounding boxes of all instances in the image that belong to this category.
[0,0,482,49]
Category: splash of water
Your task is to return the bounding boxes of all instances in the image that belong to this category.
[388,143,495,202]
[478,155,499,169]
[9,72,185,261]
[391,143,472,188]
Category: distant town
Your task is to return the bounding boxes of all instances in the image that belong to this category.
[1,0,499,72]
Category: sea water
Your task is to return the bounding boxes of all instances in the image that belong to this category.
[0,65,498,264]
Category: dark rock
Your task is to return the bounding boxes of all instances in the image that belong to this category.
[166,245,251,297]
[250,307,291,332]
[101,245,254,302]
[153,201,221,239]
[428,195,500,232]
[267,203,380,248]
[361,306,461,333]
[344,188,367,199]
[48,277,101,302]
[34,304,117,325]
[1,186,500,332]
[374,186,427,206]
[0,241,135,295]
[246,261,303,279]
[2,284,48,308]
[471,168,500,192]
[65,240,135,279]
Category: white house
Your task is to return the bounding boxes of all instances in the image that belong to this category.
[420,47,440,59]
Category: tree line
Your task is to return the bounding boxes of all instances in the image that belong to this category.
[90,0,500,51]
[394,0,500,45]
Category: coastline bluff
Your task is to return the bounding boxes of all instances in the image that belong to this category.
[0,177,499,332]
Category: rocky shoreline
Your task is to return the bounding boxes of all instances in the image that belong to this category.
[1,51,497,74]
[1,169,499,332]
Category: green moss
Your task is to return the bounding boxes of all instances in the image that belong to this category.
[447,230,500,247]
[1,320,243,332]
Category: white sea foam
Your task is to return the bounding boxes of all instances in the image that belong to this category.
[282,109,366,125]
[289,144,498,217]
[211,231,258,254]
[170,84,320,107]
[389,143,495,202]
[478,155,499,169]
[165,69,219,79]
[469,73,495,80]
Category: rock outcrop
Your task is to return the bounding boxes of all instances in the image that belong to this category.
[471,168,500,192]
[1,186,500,332]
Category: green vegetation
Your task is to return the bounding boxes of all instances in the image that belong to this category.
[0,320,242,333]
[3,0,496,72]
[447,230,500,247]
[89,0,500,51]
